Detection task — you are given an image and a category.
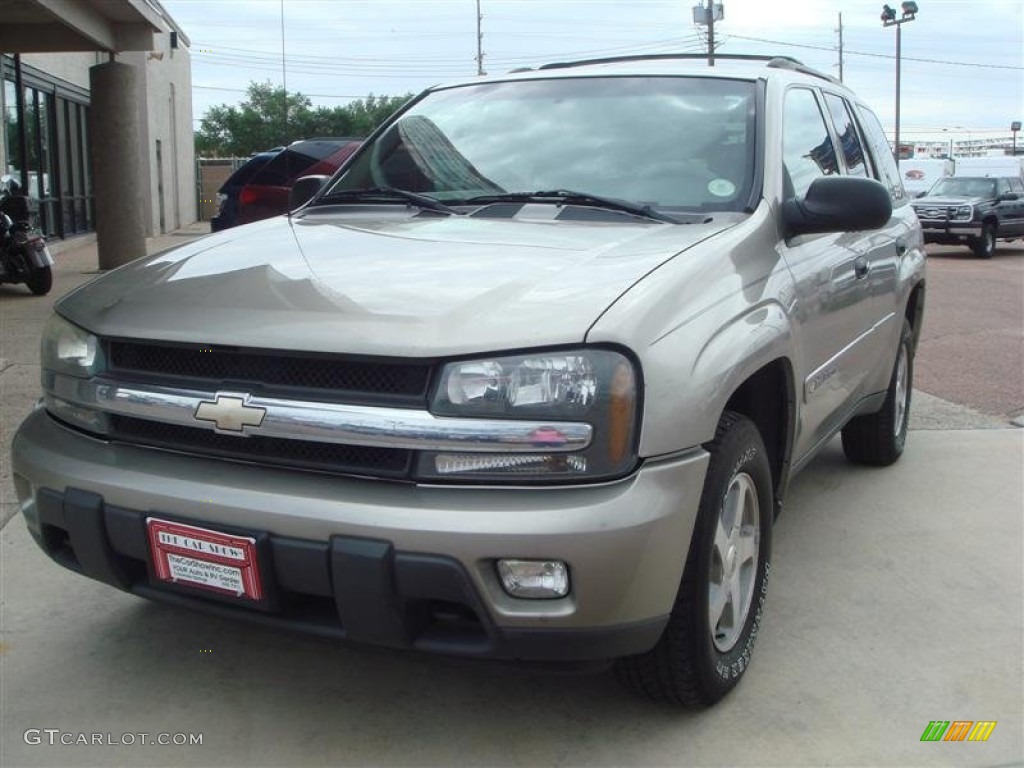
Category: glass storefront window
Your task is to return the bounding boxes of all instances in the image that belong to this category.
[4,79,20,180]
[3,66,93,239]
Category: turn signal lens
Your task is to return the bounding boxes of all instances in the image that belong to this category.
[607,361,636,464]
[434,453,587,476]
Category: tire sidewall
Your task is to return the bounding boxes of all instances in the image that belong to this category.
[977,223,995,258]
[689,419,773,701]
[26,265,52,295]
[891,323,914,454]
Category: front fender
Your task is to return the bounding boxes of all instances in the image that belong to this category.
[638,299,795,458]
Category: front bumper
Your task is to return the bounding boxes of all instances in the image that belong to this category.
[12,409,709,661]
[917,219,981,241]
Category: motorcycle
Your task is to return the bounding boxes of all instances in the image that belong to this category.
[0,176,54,296]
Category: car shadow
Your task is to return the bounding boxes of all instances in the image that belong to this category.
[925,243,1024,261]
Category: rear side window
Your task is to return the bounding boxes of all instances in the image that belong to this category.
[782,88,839,198]
[854,105,907,205]
[823,93,868,177]
[251,142,357,187]
[221,154,275,189]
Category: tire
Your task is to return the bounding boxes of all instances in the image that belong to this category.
[970,222,996,259]
[25,265,52,296]
[841,319,913,466]
[615,411,772,707]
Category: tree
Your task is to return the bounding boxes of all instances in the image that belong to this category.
[195,82,412,157]
[195,82,313,156]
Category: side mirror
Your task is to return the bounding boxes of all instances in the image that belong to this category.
[783,176,892,237]
[289,175,330,211]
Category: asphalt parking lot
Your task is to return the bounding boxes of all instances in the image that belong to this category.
[1,232,1022,766]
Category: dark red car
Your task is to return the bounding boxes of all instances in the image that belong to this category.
[237,138,362,226]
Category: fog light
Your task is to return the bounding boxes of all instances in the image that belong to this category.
[497,559,569,599]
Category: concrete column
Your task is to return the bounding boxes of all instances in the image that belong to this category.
[89,61,146,269]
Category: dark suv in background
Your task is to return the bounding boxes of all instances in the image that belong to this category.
[235,138,362,227]
[912,175,1024,258]
[210,148,282,232]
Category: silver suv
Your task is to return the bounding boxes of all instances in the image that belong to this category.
[12,54,925,706]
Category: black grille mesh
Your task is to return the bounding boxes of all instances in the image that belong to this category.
[110,416,411,478]
[108,341,430,399]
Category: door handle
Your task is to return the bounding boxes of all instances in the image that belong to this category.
[854,256,871,279]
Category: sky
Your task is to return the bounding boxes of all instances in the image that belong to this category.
[160,0,1024,144]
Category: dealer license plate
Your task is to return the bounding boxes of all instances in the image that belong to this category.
[146,518,263,601]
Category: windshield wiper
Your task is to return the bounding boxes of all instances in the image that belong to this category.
[461,189,680,224]
[316,186,460,216]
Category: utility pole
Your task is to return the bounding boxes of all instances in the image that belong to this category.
[707,0,715,67]
[837,13,844,82]
[475,0,486,76]
[280,0,287,137]
[694,2,722,67]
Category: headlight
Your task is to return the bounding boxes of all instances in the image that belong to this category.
[40,315,109,435]
[954,204,973,221]
[40,314,104,378]
[420,348,639,482]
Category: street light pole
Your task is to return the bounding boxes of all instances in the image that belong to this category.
[881,3,918,161]
[895,21,901,161]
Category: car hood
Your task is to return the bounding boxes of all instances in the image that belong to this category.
[913,195,989,206]
[58,208,736,357]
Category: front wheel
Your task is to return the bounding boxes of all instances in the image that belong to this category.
[25,265,52,295]
[841,319,913,466]
[615,411,772,707]
[970,222,996,259]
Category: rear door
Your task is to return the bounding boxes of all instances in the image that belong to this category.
[778,86,883,459]
[998,177,1024,236]
[852,102,922,391]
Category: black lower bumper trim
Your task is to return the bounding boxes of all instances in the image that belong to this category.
[29,486,667,662]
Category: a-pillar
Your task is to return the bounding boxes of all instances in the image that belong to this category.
[89,60,146,270]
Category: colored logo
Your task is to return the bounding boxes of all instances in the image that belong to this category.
[920,721,996,742]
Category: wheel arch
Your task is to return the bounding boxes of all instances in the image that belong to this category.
[721,358,797,518]
[904,279,925,353]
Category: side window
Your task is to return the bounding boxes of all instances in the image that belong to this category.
[783,88,839,198]
[1009,178,1024,195]
[996,178,1011,196]
[854,104,907,205]
[823,94,868,177]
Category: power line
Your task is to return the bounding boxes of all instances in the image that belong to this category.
[726,32,1023,71]
[193,84,369,99]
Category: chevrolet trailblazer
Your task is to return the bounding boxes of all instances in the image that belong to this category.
[12,54,925,706]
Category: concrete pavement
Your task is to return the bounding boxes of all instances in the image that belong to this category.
[1,225,1022,765]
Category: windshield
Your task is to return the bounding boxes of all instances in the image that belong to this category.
[325,76,757,212]
[927,177,996,198]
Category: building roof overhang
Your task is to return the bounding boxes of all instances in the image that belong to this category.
[0,0,168,53]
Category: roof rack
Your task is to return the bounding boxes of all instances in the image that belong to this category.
[531,53,841,84]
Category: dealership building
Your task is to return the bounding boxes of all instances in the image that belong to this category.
[1,0,196,267]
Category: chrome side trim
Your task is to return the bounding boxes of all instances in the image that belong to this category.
[45,375,593,453]
[804,312,896,402]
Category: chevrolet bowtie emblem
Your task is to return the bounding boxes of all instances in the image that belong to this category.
[194,394,266,433]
